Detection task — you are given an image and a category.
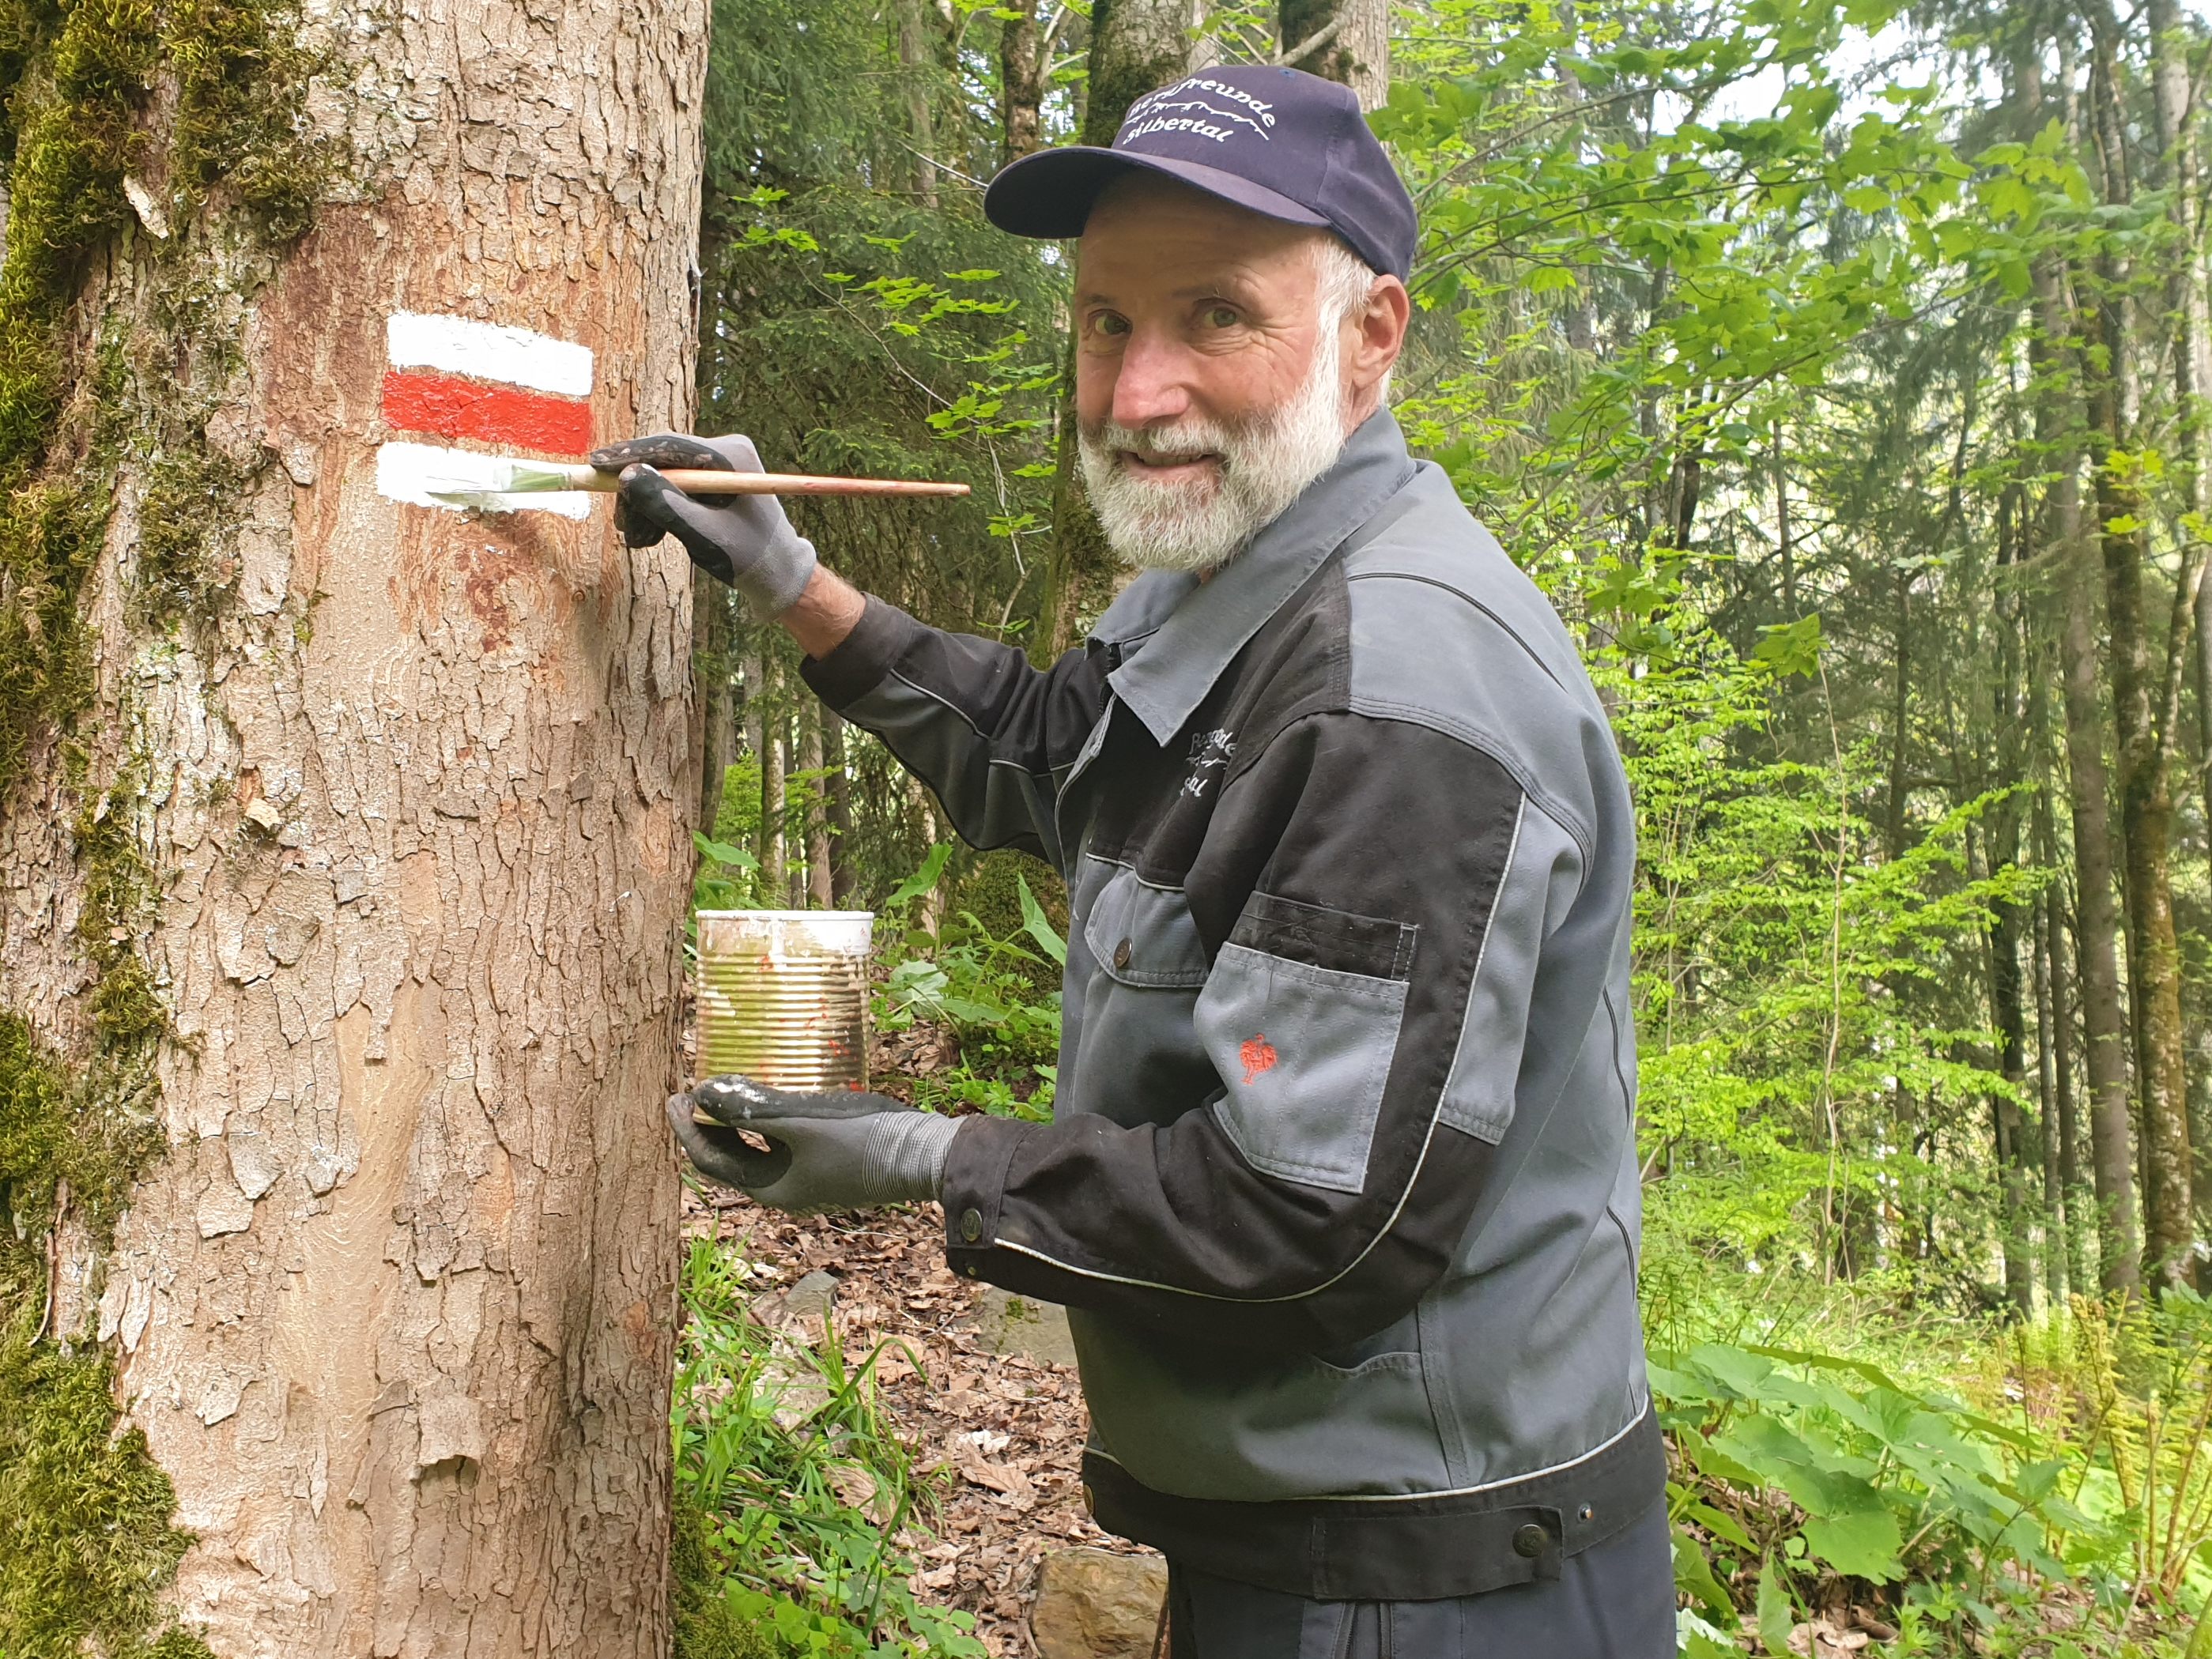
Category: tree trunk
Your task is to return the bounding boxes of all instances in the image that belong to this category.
[897,0,940,207]
[2150,0,2212,1283]
[696,579,737,835]
[1036,0,1198,654]
[1987,500,2035,1316]
[2036,252,2140,1291]
[2082,284,2198,1288]
[2048,879,2091,1294]
[1885,567,1911,859]
[0,2,706,1652]
[822,708,855,907]
[1000,0,1047,164]
[2033,884,2066,1307]
[802,709,832,909]
[1281,0,1391,110]
[758,657,787,899]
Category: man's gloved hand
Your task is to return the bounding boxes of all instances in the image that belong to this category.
[666,1075,962,1213]
[587,433,819,619]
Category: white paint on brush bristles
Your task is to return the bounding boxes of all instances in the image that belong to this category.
[385,312,595,397]
[376,442,593,518]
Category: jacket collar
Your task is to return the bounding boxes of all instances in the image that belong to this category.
[1097,409,1417,746]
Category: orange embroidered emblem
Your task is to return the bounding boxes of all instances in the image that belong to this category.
[1239,1036,1278,1084]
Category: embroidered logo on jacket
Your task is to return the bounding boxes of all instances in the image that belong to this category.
[1183,728,1236,799]
[1240,1035,1278,1084]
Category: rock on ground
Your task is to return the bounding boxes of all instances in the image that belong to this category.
[1030,1548,1168,1659]
[972,1285,1081,1369]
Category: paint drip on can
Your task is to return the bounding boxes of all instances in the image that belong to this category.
[694,911,874,1091]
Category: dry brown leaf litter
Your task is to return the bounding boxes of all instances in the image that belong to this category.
[681,1182,1156,1657]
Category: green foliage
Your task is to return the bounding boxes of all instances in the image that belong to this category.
[671,1236,987,1658]
[875,848,1062,1120]
[1660,1301,2212,1654]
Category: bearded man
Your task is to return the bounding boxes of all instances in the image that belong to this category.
[604,64,1672,1659]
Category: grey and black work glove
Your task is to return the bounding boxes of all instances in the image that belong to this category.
[588,433,819,619]
[666,1075,962,1214]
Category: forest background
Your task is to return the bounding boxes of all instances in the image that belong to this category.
[666,0,2212,1654]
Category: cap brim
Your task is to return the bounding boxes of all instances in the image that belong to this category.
[984,147,1331,242]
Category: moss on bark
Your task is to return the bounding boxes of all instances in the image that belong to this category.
[0,3,332,1653]
[0,1016,209,1658]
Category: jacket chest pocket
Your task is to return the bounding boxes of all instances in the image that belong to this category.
[1078,858,1212,988]
[1198,892,1416,1195]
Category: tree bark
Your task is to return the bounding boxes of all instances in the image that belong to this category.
[1280,0,1391,111]
[1987,496,2035,1316]
[1000,0,1047,165]
[695,579,737,835]
[2033,883,2066,1306]
[2048,878,2090,1294]
[2035,252,2140,1292]
[2150,0,2211,1282]
[822,708,855,906]
[802,708,832,909]
[1036,0,1198,654]
[897,0,940,207]
[758,657,787,900]
[2081,272,2197,1287]
[0,2,707,1651]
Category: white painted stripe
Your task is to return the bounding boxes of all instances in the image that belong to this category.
[376,442,593,519]
[386,312,594,398]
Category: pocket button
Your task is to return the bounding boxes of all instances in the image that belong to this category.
[958,1207,985,1242]
[1112,937,1133,971]
[1512,1522,1547,1559]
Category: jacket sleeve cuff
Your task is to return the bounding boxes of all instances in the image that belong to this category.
[938,1112,1031,1269]
[798,595,927,709]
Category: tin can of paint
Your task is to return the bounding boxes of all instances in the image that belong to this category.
[694,911,874,1091]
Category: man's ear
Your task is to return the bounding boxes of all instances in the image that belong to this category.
[1346,273,1411,415]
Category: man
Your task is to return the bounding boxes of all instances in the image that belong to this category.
[606,64,1672,1658]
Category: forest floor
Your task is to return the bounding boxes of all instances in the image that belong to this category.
[678,1179,1151,1657]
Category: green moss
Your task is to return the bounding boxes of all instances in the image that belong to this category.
[72,755,168,1065]
[0,1300,213,1659]
[166,0,330,239]
[671,1497,779,1659]
[0,6,332,1652]
[134,433,247,624]
[0,1016,206,1659]
[0,0,327,794]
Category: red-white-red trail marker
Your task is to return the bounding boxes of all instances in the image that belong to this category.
[375,312,597,518]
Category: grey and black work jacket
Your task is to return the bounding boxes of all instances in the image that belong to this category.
[802,412,1662,1600]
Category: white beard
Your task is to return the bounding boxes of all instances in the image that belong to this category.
[1078,326,1349,575]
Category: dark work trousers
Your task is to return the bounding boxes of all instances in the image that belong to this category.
[1161,1499,1675,1659]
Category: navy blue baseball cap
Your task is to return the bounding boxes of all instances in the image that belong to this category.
[984,65,1417,281]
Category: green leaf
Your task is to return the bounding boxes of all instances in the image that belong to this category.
[1672,1520,1737,1623]
[693,832,760,871]
[1751,614,1821,677]
[1757,1555,1795,1655]
[1016,874,1067,966]
[1801,1506,1904,1582]
[1689,1500,1756,1554]
[885,843,953,911]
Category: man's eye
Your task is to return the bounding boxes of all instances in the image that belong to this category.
[1090,312,1130,337]
[1204,305,1240,328]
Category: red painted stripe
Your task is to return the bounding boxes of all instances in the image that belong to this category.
[380,369,592,454]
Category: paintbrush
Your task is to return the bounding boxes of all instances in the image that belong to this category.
[425,457,969,510]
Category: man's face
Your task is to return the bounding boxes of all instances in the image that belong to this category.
[1073,176,1366,573]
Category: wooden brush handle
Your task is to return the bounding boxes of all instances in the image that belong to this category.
[573,464,968,499]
